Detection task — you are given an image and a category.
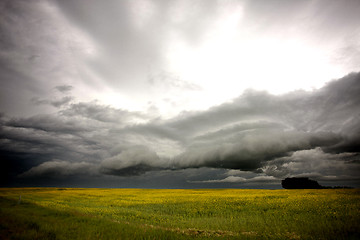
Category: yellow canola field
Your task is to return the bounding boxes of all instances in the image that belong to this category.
[0,188,359,239]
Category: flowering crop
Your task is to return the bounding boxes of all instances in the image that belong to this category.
[0,188,359,239]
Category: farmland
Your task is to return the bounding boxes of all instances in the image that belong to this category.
[0,188,359,239]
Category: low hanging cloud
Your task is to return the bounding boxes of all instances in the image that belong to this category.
[262,147,360,181]
[191,175,277,184]
[100,146,164,176]
[18,160,98,178]
[2,72,360,187]
[173,129,342,171]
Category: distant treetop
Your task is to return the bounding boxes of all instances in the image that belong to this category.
[281,177,323,189]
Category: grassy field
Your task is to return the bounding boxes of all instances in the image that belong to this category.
[0,188,359,239]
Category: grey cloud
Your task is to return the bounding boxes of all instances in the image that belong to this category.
[0,0,97,116]
[54,0,162,89]
[1,112,109,172]
[113,74,357,174]
[179,73,358,145]
[0,57,49,117]
[1,0,359,187]
[61,101,149,124]
[174,129,342,171]
[169,74,359,178]
[148,71,202,91]
[244,0,360,58]
[50,96,73,108]
[192,175,277,184]
[115,92,283,146]
[6,114,88,134]
[119,73,359,180]
[338,37,360,70]
[102,74,360,176]
[193,121,287,142]
[305,73,360,153]
[1,73,360,186]
[19,160,98,178]
[262,148,360,182]
[100,146,164,176]
[2,0,359,120]
[53,0,220,92]
[31,97,49,106]
[2,103,165,178]
[55,85,73,93]
[116,123,185,143]
[0,125,95,160]
[191,176,246,183]
[100,164,157,177]
[31,96,73,108]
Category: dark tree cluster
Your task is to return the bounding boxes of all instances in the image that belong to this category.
[281,177,323,189]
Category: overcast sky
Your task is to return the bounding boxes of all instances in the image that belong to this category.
[1,0,359,188]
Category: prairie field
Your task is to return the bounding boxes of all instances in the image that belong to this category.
[0,188,359,240]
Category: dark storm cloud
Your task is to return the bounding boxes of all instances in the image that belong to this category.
[19,160,98,178]
[0,0,359,188]
[6,114,88,134]
[106,73,359,179]
[0,100,161,181]
[7,74,360,180]
[100,146,165,176]
[0,124,92,159]
[306,73,360,153]
[170,74,359,179]
[174,130,342,171]
[1,73,360,187]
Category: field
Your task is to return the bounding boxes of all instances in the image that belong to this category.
[0,188,359,239]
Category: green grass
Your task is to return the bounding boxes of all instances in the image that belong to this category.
[0,188,359,239]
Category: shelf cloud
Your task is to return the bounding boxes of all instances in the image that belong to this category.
[1,73,359,187]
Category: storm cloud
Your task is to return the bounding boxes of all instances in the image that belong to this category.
[0,73,359,187]
[1,0,359,187]
[19,160,98,178]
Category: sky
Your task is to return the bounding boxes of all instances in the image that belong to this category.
[0,0,360,188]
